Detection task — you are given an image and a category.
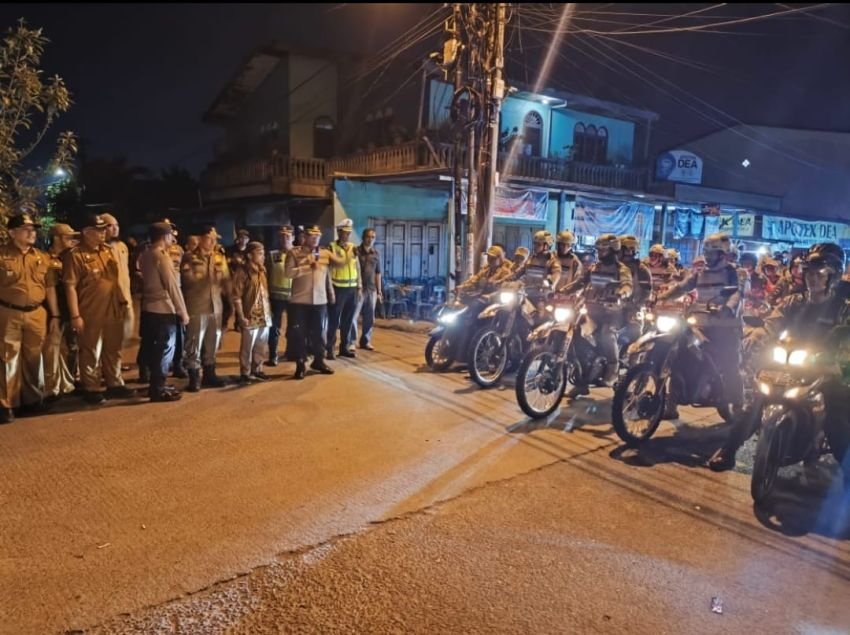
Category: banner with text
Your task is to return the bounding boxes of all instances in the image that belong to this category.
[762,215,850,246]
[574,195,655,247]
[460,185,549,221]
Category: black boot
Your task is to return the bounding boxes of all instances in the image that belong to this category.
[202,365,227,388]
[187,369,201,393]
[294,361,306,380]
[171,363,188,379]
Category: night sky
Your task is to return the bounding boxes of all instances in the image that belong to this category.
[2,3,848,176]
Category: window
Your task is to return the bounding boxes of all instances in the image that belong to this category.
[584,125,597,162]
[596,126,608,164]
[573,123,585,161]
[522,111,543,156]
[313,116,335,159]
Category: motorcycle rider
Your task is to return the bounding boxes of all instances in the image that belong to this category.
[510,230,561,303]
[658,233,746,422]
[512,246,529,273]
[645,244,677,292]
[740,252,769,316]
[560,234,633,397]
[768,254,805,305]
[554,230,583,292]
[666,248,685,280]
[456,245,514,295]
[709,242,850,471]
[761,257,782,298]
[619,235,653,344]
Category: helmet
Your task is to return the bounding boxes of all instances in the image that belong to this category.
[666,248,680,261]
[514,246,529,259]
[703,233,732,255]
[595,233,621,253]
[740,252,758,267]
[619,235,639,252]
[649,244,666,256]
[693,255,706,266]
[486,245,505,259]
[761,257,780,270]
[533,230,554,248]
[556,230,575,246]
[805,243,844,272]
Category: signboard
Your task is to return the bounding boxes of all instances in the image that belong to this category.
[460,185,548,222]
[737,213,755,237]
[655,150,703,184]
[574,195,655,248]
[762,215,849,246]
[718,214,735,233]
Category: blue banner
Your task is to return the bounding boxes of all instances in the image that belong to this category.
[574,195,655,247]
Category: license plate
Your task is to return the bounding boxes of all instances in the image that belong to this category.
[758,369,797,387]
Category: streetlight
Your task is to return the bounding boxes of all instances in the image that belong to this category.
[53,168,67,178]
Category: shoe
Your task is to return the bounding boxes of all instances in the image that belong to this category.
[359,343,375,351]
[171,366,188,379]
[18,401,53,417]
[266,358,279,367]
[44,394,62,405]
[239,374,254,384]
[310,361,335,375]
[339,350,356,359]
[326,350,336,361]
[105,385,136,399]
[202,365,227,388]
[187,369,201,393]
[566,385,590,400]
[84,392,106,406]
[150,390,182,402]
[708,448,737,472]
[137,369,151,384]
[0,408,14,424]
[294,362,306,380]
[252,371,270,382]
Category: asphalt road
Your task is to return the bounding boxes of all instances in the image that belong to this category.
[2,325,849,634]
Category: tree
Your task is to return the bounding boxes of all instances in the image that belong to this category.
[0,19,77,226]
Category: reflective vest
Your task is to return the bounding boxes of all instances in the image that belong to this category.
[330,241,359,288]
[267,249,292,300]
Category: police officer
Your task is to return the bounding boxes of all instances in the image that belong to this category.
[326,219,361,360]
[285,225,345,379]
[659,233,745,422]
[0,214,61,423]
[457,246,513,295]
[64,213,134,405]
[710,243,850,471]
[101,213,134,347]
[181,225,230,392]
[512,246,529,273]
[618,235,653,345]
[666,248,685,280]
[561,234,633,396]
[266,225,294,365]
[555,230,583,292]
[42,223,79,402]
[511,230,561,303]
[223,228,250,331]
[644,244,677,292]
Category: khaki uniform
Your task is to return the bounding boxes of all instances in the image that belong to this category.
[108,239,134,343]
[0,243,54,408]
[457,261,514,295]
[232,262,271,376]
[64,243,128,393]
[181,248,230,370]
[42,250,76,398]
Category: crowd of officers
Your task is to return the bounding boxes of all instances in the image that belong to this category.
[0,212,383,424]
[454,227,850,471]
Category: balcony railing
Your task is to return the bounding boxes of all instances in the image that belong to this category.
[202,140,648,196]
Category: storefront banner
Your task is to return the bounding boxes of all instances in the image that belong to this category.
[737,213,755,237]
[574,195,655,246]
[762,215,849,246]
[460,185,548,221]
[718,214,735,233]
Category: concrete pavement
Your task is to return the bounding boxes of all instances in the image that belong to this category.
[1,326,849,634]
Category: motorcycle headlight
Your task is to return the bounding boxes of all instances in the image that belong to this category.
[438,311,458,325]
[499,291,517,305]
[783,386,805,399]
[788,349,809,367]
[772,346,788,365]
[758,382,772,396]
[656,315,679,333]
[554,307,573,323]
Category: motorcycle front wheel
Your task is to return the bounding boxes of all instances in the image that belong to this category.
[468,327,508,388]
[612,363,665,446]
[516,350,567,419]
[425,333,454,371]
[751,410,789,505]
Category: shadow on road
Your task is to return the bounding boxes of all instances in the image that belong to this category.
[608,418,731,469]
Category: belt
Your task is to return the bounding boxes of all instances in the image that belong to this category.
[332,282,359,288]
[0,299,42,312]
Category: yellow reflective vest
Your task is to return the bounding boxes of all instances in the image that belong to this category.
[329,241,359,288]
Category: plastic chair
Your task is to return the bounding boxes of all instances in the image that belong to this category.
[384,285,409,318]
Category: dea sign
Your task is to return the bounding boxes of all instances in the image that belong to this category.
[655,150,703,185]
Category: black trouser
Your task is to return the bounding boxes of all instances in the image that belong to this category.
[268,298,288,361]
[144,312,177,395]
[702,325,744,408]
[137,311,152,375]
[327,286,357,354]
[290,303,327,363]
[172,322,185,370]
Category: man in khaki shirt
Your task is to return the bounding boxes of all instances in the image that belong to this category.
[42,223,79,402]
[0,214,61,423]
[64,213,134,405]
[101,213,134,345]
[181,225,230,391]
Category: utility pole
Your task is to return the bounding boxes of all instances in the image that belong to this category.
[478,2,507,269]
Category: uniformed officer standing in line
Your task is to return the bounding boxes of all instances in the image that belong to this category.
[42,223,80,402]
[64,213,134,405]
[101,213,134,348]
[0,213,61,423]
[163,218,187,378]
[284,225,347,379]
[326,219,362,359]
[181,225,230,392]
[223,228,250,331]
[266,225,294,366]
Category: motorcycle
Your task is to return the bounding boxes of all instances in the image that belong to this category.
[515,286,623,419]
[749,324,850,505]
[467,281,536,389]
[611,287,743,446]
[425,292,489,372]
